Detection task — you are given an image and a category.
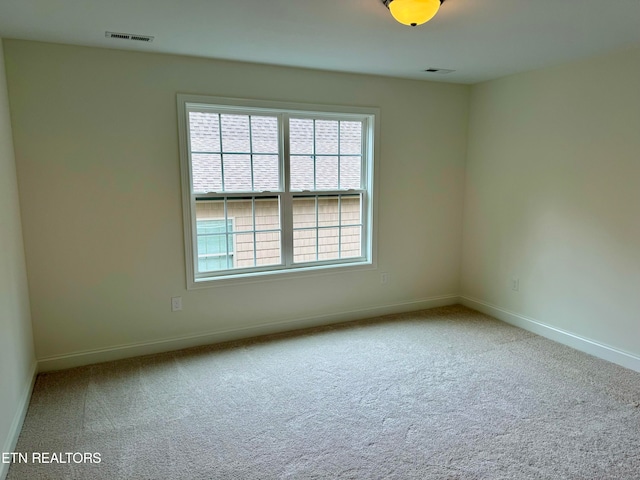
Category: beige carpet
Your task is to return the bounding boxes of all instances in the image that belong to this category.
[8,305,640,479]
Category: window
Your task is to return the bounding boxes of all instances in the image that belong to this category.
[178,95,377,286]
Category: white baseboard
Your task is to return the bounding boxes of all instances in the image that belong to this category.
[1,361,37,480]
[38,295,460,372]
[461,296,640,373]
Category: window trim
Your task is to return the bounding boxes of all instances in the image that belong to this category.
[177,94,379,289]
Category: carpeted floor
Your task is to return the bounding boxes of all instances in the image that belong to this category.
[8,305,640,479]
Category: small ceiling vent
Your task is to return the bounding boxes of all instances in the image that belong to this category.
[423,68,455,74]
[105,31,154,43]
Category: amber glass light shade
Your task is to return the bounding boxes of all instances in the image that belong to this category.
[388,0,441,26]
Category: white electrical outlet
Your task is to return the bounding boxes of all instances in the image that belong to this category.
[381,272,389,285]
[171,296,183,311]
[511,277,520,292]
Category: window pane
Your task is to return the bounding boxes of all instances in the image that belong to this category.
[221,114,250,152]
[227,199,254,233]
[315,120,338,154]
[293,197,316,229]
[191,154,222,193]
[195,200,225,223]
[197,233,226,256]
[293,229,317,263]
[339,121,362,155]
[318,197,339,227]
[316,156,338,190]
[253,155,280,191]
[198,255,228,273]
[196,219,230,236]
[189,112,220,153]
[340,156,361,190]
[222,154,252,191]
[340,226,361,259]
[290,156,314,190]
[256,198,282,267]
[196,216,234,272]
[318,228,340,261]
[255,198,281,230]
[256,231,281,266]
[290,118,313,154]
[234,232,255,268]
[340,195,361,226]
[251,116,279,154]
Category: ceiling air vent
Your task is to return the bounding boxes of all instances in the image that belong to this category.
[105,31,154,43]
[423,68,455,74]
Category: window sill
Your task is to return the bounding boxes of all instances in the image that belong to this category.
[187,260,376,289]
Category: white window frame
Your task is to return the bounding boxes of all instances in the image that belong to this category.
[177,94,379,288]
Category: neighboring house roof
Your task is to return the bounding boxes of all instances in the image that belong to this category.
[189,112,361,193]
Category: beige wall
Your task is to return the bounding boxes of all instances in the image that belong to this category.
[462,46,640,356]
[0,38,35,466]
[4,40,469,362]
[3,37,639,375]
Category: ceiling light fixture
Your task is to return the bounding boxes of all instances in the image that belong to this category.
[381,0,445,27]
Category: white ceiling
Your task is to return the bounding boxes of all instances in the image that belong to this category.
[1,0,639,84]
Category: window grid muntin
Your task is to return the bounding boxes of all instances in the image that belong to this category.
[337,127,341,194]
[315,195,319,260]
[184,100,373,281]
[249,116,254,192]
[194,195,283,276]
[288,117,363,192]
[251,196,257,266]
[190,112,280,194]
[338,195,342,258]
[291,193,364,264]
[218,114,226,192]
